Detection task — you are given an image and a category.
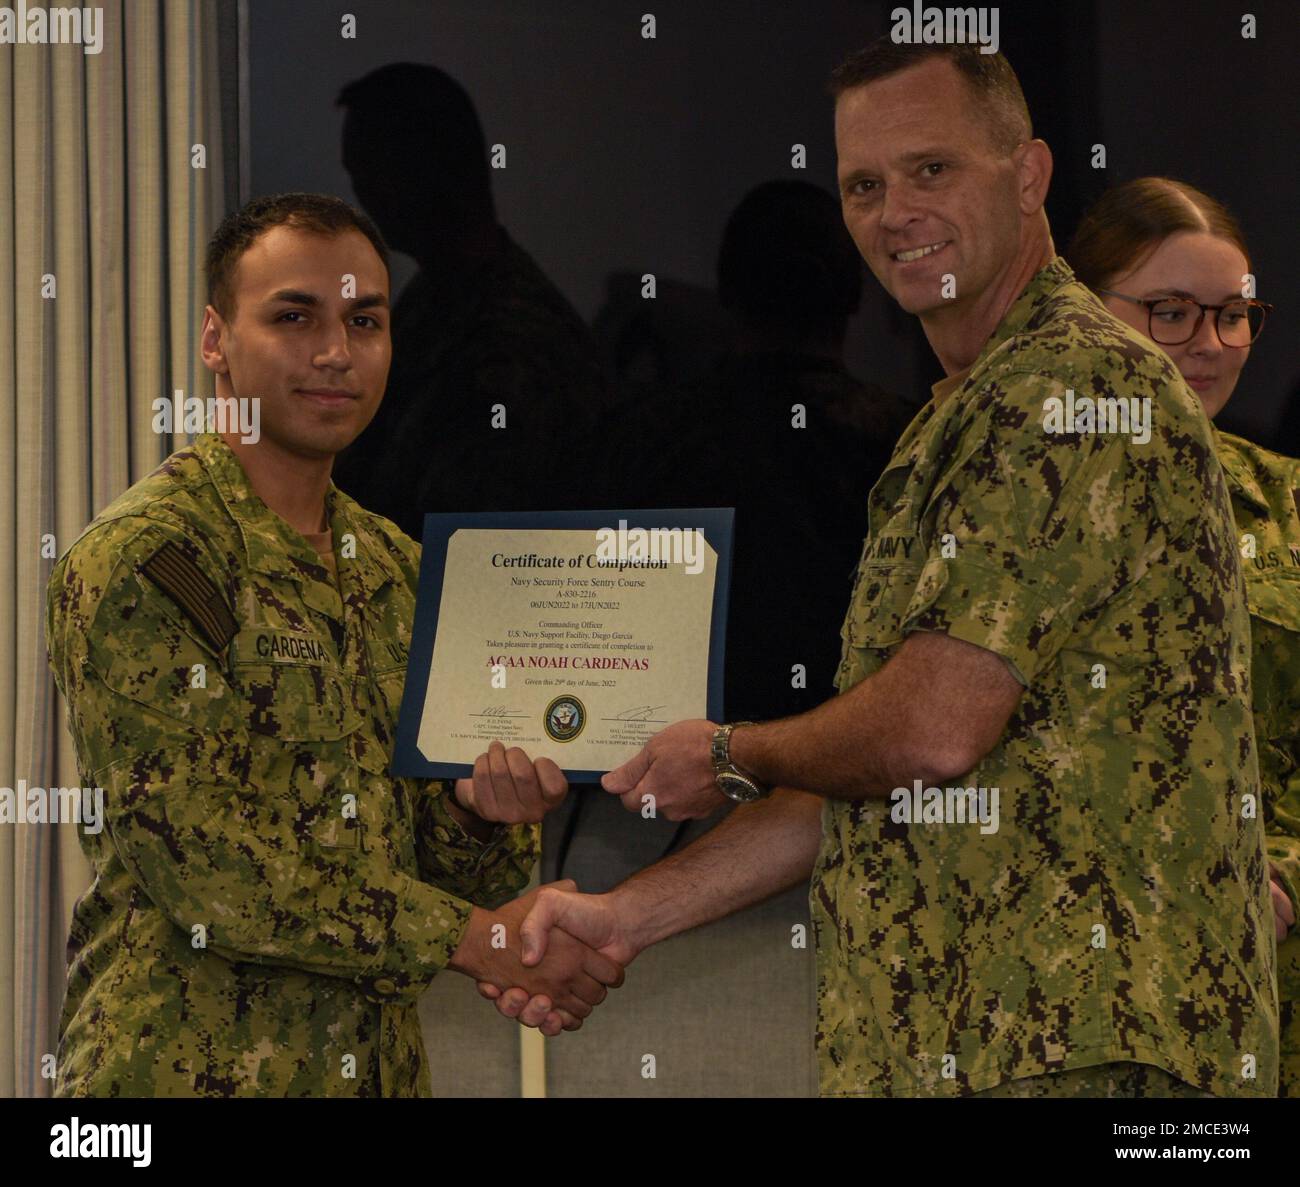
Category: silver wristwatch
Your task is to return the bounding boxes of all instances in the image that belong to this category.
[710,722,771,804]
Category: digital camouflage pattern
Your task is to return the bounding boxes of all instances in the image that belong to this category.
[812,257,1278,1097]
[1215,428,1300,1096]
[45,431,538,1097]
[972,1060,1214,1098]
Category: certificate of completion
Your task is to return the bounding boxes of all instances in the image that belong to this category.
[391,509,734,780]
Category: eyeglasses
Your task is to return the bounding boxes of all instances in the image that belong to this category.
[1099,290,1272,347]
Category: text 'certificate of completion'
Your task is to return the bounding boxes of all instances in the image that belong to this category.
[392,509,734,781]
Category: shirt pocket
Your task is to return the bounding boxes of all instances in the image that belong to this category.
[842,460,925,652]
[227,661,368,852]
[231,661,358,741]
[843,562,925,651]
[1246,566,1300,634]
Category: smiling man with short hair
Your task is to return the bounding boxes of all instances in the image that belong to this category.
[45,192,621,1097]
[493,42,1279,1099]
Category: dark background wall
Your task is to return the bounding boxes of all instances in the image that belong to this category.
[247,0,1300,444]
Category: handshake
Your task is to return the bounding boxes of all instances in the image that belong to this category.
[444,741,649,1036]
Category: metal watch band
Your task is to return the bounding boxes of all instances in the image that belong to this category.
[711,721,769,801]
[711,720,756,773]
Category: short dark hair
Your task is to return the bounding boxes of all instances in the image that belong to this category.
[828,40,1032,155]
[205,192,390,318]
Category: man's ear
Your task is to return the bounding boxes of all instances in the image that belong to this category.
[200,305,230,375]
[1015,139,1053,216]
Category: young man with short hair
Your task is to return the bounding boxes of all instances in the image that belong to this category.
[45,192,621,1097]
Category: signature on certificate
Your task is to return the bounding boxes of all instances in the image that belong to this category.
[610,704,667,722]
[473,706,525,717]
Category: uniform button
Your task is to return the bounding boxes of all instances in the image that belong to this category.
[373,977,397,996]
[236,785,257,802]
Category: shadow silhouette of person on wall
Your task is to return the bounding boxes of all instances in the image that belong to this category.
[332,62,607,530]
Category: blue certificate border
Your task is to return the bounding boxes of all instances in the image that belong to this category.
[392,508,735,783]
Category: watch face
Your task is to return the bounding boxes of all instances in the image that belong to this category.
[718,772,762,803]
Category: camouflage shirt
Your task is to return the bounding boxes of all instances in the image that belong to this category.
[811,257,1278,1097]
[1216,429,1300,1003]
[45,432,538,1097]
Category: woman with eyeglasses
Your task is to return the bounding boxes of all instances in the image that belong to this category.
[1069,177,1299,1096]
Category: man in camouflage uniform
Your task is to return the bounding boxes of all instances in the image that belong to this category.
[484,44,1279,1097]
[45,193,621,1096]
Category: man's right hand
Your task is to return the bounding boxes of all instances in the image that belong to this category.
[474,885,646,1029]
[520,885,642,967]
[448,880,625,1033]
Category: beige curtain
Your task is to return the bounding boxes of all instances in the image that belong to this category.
[0,0,224,1097]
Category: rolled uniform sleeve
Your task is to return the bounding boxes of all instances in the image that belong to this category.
[414,783,538,907]
[48,522,474,1007]
[897,373,1155,685]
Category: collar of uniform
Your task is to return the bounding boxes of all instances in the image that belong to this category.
[980,255,1078,366]
[921,257,1073,413]
[1213,426,1272,514]
[931,361,975,404]
[324,483,407,603]
[193,432,347,620]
